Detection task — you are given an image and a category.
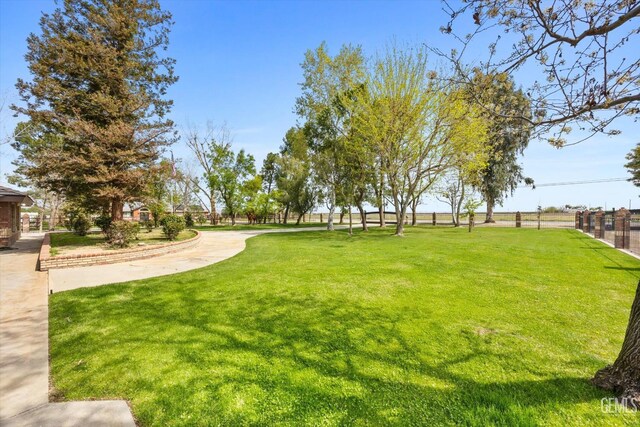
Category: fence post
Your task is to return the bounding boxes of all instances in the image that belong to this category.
[614,208,631,249]
[515,211,521,228]
[594,210,605,239]
[320,213,323,223]
[432,212,436,226]
[575,211,581,229]
[21,214,30,233]
[582,210,591,233]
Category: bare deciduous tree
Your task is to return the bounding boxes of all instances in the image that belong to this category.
[438,0,640,146]
[184,122,233,224]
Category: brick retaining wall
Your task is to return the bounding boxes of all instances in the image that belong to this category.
[39,230,200,271]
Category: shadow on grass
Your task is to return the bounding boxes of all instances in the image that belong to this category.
[51,285,614,425]
[605,266,640,272]
[567,230,640,280]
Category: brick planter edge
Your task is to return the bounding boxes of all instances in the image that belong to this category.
[39,230,201,271]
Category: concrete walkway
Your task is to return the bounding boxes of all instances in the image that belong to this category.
[49,227,333,292]
[0,234,136,426]
[1,226,335,426]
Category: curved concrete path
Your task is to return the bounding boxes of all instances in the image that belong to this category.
[1,226,336,426]
[49,227,333,292]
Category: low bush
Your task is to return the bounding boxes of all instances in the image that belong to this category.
[161,214,185,241]
[68,212,92,236]
[144,220,154,232]
[196,213,208,226]
[184,212,194,228]
[95,215,112,234]
[106,220,140,248]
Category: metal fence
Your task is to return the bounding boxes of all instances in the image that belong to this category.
[581,210,640,255]
[396,211,575,229]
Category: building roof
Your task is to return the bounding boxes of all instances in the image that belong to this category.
[0,186,34,206]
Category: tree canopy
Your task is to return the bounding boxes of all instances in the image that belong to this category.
[464,71,532,222]
[12,0,177,220]
[207,142,256,226]
[625,143,640,187]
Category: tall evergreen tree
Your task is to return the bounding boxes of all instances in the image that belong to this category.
[466,71,532,222]
[296,43,366,231]
[625,144,640,188]
[12,0,177,220]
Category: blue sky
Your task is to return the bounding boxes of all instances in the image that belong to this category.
[1,0,637,211]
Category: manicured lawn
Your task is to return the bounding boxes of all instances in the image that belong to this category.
[193,222,328,231]
[49,229,197,256]
[49,227,639,426]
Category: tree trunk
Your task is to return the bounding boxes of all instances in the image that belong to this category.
[410,198,418,226]
[378,169,385,227]
[327,188,336,231]
[231,213,236,226]
[339,210,345,224]
[327,204,335,231]
[49,198,59,230]
[356,202,368,232]
[485,199,495,223]
[111,199,124,221]
[296,213,303,225]
[592,280,640,407]
[51,193,63,230]
[283,205,289,224]
[210,198,217,225]
[348,206,353,236]
[395,204,406,236]
[455,183,465,227]
[38,194,48,233]
[395,217,405,236]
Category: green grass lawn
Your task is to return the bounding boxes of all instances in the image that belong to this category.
[49,229,197,256]
[49,227,640,426]
[193,222,328,231]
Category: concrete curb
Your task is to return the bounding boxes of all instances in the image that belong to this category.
[2,400,135,426]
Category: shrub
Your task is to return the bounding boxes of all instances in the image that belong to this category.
[542,206,565,214]
[69,212,92,236]
[95,215,112,234]
[144,220,153,232]
[161,214,185,241]
[106,220,140,248]
[196,213,207,226]
[184,212,194,227]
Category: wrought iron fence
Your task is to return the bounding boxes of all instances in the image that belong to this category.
[579,210,639,255]
[406,211,576,228]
